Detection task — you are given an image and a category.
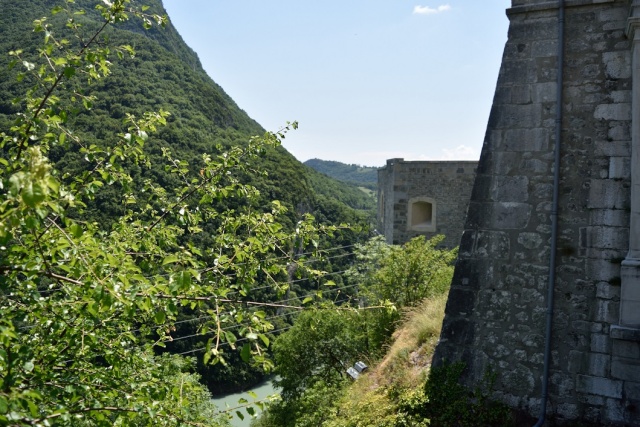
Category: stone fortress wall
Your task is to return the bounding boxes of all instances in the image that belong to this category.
[434,0,640,424]
[377,158,477,247]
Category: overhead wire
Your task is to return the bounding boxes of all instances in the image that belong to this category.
[29,243,359,297]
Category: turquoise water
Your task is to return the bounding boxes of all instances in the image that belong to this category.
[212,379,279,427]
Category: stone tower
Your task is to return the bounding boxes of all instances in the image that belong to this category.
[434,0,640,424]
[377,159,476,247]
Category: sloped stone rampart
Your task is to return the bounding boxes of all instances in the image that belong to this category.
[434,0,640,424]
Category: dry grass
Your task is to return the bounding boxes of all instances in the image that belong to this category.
[368,291,448,391]
[323,293,449,427]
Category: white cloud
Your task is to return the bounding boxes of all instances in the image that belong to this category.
[413,4,451,15]
[438,145,480,160]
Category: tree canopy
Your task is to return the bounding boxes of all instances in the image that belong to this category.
[0,1,351,425]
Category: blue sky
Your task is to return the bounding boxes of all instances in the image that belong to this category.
[162,1,511,167]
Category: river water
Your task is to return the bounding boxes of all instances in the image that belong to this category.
[212,379,279,427]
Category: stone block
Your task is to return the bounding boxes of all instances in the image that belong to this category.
[490,176,529,202]
[474,231,510,259]
[610,90,630,103]
[625,381,640,401]
[611,335,640,359]
[611,356,640,382]
[521,158,548,174]
[498,59,538,85]
[604,398,625,423]
[588,179,630,210]
[595,299,619,324]
[446,288,476,317]
[608,157,630,179]
[590,209,629,227]
[491,151,520,175]
[501,127,549,152]
[594,103,631,121]
[491,202,532,230]
[587,352,611,377]
[586,258,621,281]
[576,375,623,398]
[588,226,629,250]
[532,81,556,103]
[518,232,543,249]
[439,317,474,346]
[596,282,620,300]
[511,85,531,104]
[621,262,640,327]
[557,403,580,420]
[602,51,631,79]
[590,333,611,354]
[599,8,627,24]
[569,350,584,373]
[596,139,630,156]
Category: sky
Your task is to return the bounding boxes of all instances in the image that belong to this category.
[161,1,511,167]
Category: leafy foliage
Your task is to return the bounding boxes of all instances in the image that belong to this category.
[0,1,348,425]
[255,236,457,427]
[272,309,370,400]
[344,235,456,351]
[0,0,377,399]
[358,235,457,307]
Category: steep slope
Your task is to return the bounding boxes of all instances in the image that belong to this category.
[0,0,374,395]
[304,158,379,191]
[0,0,369,230]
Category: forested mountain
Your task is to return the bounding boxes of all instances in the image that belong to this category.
[0,0,375,399]
[304,158,379,191]
[0,0,371,231]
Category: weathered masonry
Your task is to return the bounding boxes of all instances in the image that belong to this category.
[377,159,477,247]
[434,0,640,425]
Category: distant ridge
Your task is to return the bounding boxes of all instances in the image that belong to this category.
[304,158,378,191]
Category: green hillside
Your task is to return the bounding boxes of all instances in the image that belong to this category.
[0,0,371,230]
[304,158,379,191]
[0,0,375,400]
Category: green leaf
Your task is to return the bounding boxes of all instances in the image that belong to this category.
[21,181,46,208]
[69,223,83,238]
[224,331,236,345]
[258,334,269,347]
[155,310,165,324]
[162,254,179,265]
[0,396,8,414]
[240,343,251,362]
